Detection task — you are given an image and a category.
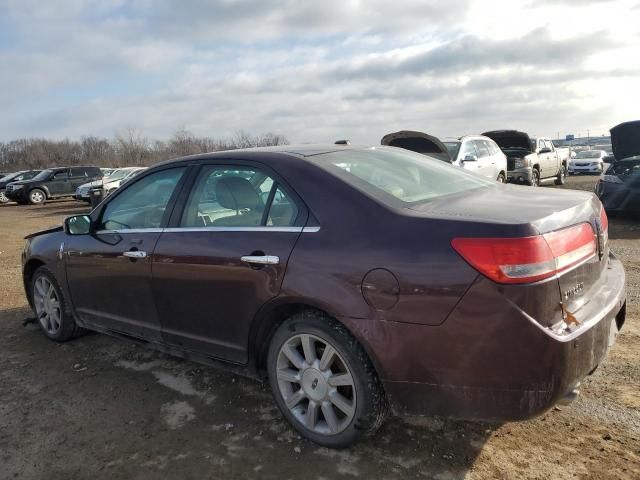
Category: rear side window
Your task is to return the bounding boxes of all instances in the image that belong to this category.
[52,170,69,179]
[316,148,493,206]
[70,167,88,178]
[180,166,299,228]
[100,168,185,230]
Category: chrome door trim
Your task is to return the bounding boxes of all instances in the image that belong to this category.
[95,226,320,234]
[97,229,164,234]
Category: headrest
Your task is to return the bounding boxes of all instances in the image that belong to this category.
[215,176,261,210]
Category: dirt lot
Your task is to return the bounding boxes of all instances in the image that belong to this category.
[1,176,639,480]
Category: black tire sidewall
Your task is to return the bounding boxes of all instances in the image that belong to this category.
[531,169,540,186]
[267,313,382,448]
[555,165,566,185]
[30,267,79,342]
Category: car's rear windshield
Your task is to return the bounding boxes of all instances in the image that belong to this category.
[575,151,602,159]
[313,147,493,207]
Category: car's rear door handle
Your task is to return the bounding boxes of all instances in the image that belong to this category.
[241,255,279,265]
[123,251,147,259]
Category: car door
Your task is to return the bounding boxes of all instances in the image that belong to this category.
[47,169,71,195]
[152,162,308,364]
[538,139,551,178]
[473,140,493,178]
[64,166,187,341]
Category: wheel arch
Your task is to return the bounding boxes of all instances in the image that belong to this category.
[29,185,49,200]
[249,298,386,390]
[23,258,46,309]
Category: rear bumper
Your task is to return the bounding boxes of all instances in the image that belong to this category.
[346,254,626,421]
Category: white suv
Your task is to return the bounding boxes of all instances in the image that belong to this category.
[442,136,508,182]
[381,131,507,182]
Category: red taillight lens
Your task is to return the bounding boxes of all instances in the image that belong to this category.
[600,207,608,233]
[452,223,596,284]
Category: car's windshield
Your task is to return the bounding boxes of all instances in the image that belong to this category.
[575,151,602,159]
[31,169,54,181]
[314,147,493,206]
[443,142,461,159]
[1,171,25,182]
[104,169,133,182]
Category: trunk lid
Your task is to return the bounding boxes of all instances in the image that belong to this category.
[410,185,608,328]
[610,120,640,161]
[380,131,451,162]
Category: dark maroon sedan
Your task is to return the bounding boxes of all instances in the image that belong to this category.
[22,145,626,447]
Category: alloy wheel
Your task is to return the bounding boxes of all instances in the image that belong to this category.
[30,190,45,204]
[276,333,356,435]
[33,276,61,335]
[0,190,7,203]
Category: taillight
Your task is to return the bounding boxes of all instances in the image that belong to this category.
[600,207,608,233]
[451,223,596,284]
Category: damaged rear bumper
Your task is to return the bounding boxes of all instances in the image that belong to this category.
[351,254,626,421]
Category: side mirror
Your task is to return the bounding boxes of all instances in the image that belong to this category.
[64,215,92,235]
[463,154,478,162]
[539,148,551,154]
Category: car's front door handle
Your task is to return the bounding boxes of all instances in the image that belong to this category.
[123,250,147,259]
[241,255,279,265]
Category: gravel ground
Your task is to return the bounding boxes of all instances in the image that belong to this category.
[0,175,638,480]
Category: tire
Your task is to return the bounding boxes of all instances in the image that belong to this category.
[554,164,567,185]
[30,266,84,342]
[496,173,506,183]
[0,189,8,203]
[529,168,540,187]
[267,311,387,448]
[28,188,46,205]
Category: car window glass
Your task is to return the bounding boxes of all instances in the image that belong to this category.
[487,140,500,155]
[459,142,477,160]
[100,168,185,230]
[475,140,490,158]
[52,170,69,179]
[266,186,299,226]
[70,168,87,178]
[180,166,298,228]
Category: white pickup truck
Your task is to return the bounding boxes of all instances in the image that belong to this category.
[483,130,568,186]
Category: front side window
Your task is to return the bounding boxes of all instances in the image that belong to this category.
[53,170,69,180]
[100,168,185,230]
[70,168,88,178]
[475,140,490,158]
[180,166,299,228]
[316,148,493,206]
[459,141,477,160]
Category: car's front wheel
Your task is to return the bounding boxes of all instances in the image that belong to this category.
[267,311,387,448]
[0,189,8,203]
[555,164,567,185]
[496,173,506,183]
[29,188,46,205]
[529,168,540,187]
[30,266,83,342]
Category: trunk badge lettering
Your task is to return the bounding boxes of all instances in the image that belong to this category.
[563,282,584,300]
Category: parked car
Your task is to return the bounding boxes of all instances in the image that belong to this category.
[596,120,640,217]
[5,166,102,205]
[483,131,567,186]
[100,168,115,177]
[22,145,625,447]
[75,167,146,202]
[568,150,608,175]
[0,170,41,203]
[381,131,507,182]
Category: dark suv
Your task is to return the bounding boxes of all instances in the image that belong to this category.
[5,166,102,205]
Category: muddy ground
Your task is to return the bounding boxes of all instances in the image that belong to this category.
[0,175,638,480]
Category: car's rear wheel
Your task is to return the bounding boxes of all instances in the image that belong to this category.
[267,311,387,448]
[31,267,83,342]
[29,188,46,205]
[554,164,567,185]
[496,173,506,183]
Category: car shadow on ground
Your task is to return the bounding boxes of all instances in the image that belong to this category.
[608,217,640,240]
[0,304,497,479]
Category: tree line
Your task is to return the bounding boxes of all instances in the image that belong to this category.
[0,129,289,173]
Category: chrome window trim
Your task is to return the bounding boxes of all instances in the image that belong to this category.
[95,226,320,234]
[96,229,165,234]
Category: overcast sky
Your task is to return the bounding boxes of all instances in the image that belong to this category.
[1,0,638,143]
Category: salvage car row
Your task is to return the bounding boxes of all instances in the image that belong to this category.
[0,166,146,205]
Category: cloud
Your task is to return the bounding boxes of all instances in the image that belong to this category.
[0,0,638,144]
